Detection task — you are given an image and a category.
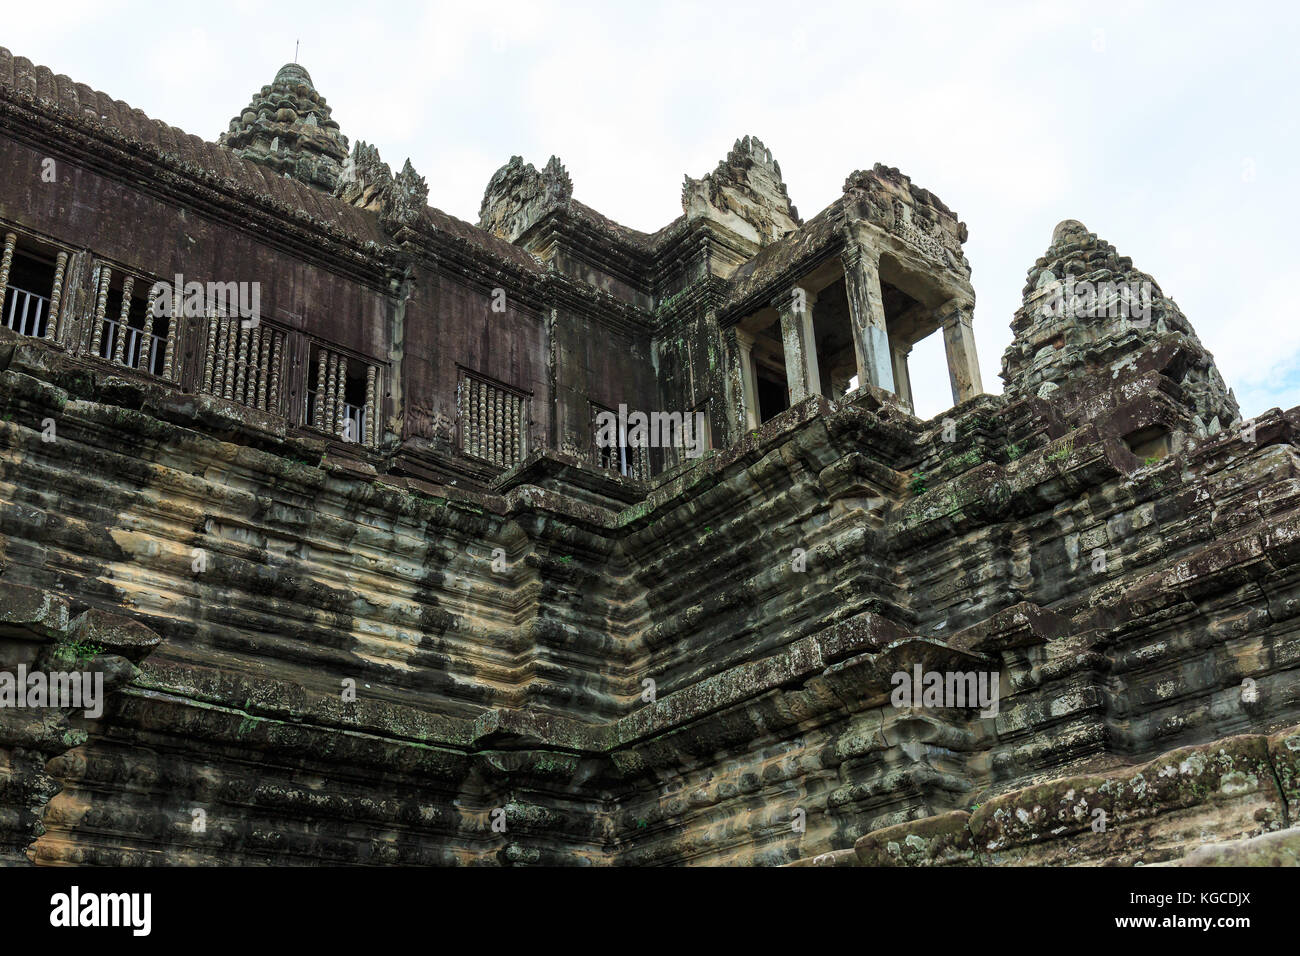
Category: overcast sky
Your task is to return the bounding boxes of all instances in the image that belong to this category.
[7,1,1298,419]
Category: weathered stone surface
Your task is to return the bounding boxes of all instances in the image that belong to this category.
[219,63,349,191]
[682,136,800,248]
[0,45,1297,868]
[0,584,160,865]
[812,726,1300,867]
[479,155,574,243]
[854,810,975,866]
[1162,827,1300,866]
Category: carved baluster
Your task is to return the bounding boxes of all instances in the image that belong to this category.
[45,251,68,342]
[334,356,348,438]
[247,327,261,407]
[215,313,228,395]
[511,396,519,464]
[462,379,473,455]
[243,327,258,405]
[323,353,338,434]
[499,391,508,465]
[506,395,514,464]
[268,333,282,415]
[89,265,111,357]
[487,383,496,461]
[473,380,482,457]
[161,287,181,382]
[462,379,470,456]
[200,310,217,389]
[496,388,505,465]
[234,322,249,404]
[112,275,134,364]
[503,392,511,464]
[212,315,229,396]
[139,284,160,371]
[255,330,270,410]
[222,314,238,400]
[0,232,15,324]
[465,380,475,456]
[470,379,480,457]
[335,354,344,436]
[364,365,377,448]
[313,348,328,428]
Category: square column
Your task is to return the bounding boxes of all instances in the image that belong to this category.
[841,243,896,393]
[939,298,983,404]
[773,287,822,404]
[734,328,761,430]
[890,341,914,409]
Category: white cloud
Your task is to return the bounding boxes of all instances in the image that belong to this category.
[3,0,1297,415]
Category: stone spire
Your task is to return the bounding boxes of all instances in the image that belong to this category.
[478,155,573,242]
[682,135,801,247]
[1001,220,1239,434]
[219,62,349,192]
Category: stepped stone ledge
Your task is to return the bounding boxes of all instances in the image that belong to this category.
[0,45,1295,866]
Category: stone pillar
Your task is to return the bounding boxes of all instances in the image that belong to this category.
[234,324,249,403]
[734,328,761,431]
[161,287,181,382]
[45,252,68,342]
[365,365,377,448]
[89,266,110,357]
[112,275,133,364]
[333,355,348,439]
[939,298,983,405]
[774,287,822,405]
[890,341,914,409]
[139,284,160,370]
[214,316,230,396]
[0,233,15,324]
[268,333,283,414]
[246,327,261,405]
[324,353,339,433]
[256,332,271,410]
[222,315,238,399]
[314,348,328,428]
[842,241,896,393]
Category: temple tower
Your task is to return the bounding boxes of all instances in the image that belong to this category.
[1002,219,1239,439]
[219,62,350,192]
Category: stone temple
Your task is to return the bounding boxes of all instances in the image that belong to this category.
[1,49,1299,868]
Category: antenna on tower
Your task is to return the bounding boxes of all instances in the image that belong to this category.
[295,40,300,64]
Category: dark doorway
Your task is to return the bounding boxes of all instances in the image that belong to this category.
[756,369,789,423]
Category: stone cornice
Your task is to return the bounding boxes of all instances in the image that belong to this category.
[0,88,399,292]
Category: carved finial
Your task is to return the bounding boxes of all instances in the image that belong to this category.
[219,60,348,192]
[542,156,573,201]
[478,155,573,242]
[681,135,800,246]
[387,159,428,226]
[334,140,393,211]
[1051,219,1089,244]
